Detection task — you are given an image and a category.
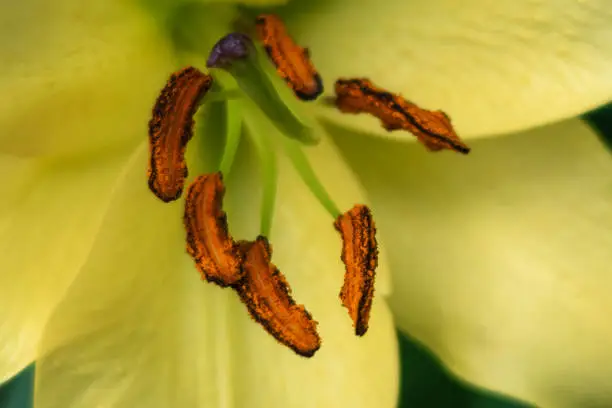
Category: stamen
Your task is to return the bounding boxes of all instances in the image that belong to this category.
[334,205,378,336]
[245,127,278,238]
[148,67,213,202]
[258,152,277,239]
[281,138,341,219]
[206,33,319,145]
[334,78,471,154]
[184,172,244,287]
[240,105,281,238]
[234,236,321,357]
[255,14,324,101]
[218,99,243,177]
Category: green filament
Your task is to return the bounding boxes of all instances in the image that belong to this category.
[218,99,243,176]
[280,138,341,219]
[246,125,278,238]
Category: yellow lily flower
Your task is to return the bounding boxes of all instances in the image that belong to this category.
[0,1,611,408]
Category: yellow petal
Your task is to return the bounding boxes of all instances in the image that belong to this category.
[0,146,138,384]
[282,0,612,140]
[330,117,612,407]
[0,1,175,157]
[34,110,398,407]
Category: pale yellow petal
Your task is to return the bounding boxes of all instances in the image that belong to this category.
[330,117,612,407]
[34,106,398,408]
[0,146,137,384]
[282,0,612,140]
[0,1,175,157]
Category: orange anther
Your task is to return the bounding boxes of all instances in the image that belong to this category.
[148,67,213,202]
[234,236,321,357]
[334,205,378,336]
[184,172,244,286]
[255,14,323,101]
[335,78,470,154]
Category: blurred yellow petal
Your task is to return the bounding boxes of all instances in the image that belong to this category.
[282,0,612,140]
[35,111,398,407]
[330,117,612,407]
[0,146,137,384]
[0,1,175,157]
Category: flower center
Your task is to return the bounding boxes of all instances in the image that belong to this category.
[146,13,470,358]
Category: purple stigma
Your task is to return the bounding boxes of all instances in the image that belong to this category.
[207,33,254,69]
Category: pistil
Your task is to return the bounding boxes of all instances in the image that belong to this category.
[206,33,319,146]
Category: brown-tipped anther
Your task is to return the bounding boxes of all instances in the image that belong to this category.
[184,172,243,287]
[234,236,321,357]
[334,78,470,154]
[255,14,323,101]
[148,67,213,202]
[334,205,378,336]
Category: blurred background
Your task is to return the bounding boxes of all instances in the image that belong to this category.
[2,103,610,408]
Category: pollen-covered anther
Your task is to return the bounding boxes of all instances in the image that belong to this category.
[234,236,321,357]
[255,14,323,101]
[334,78,470,154]
[334,204,378,336]
[184,172,244,287]
[148,67,213,202]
